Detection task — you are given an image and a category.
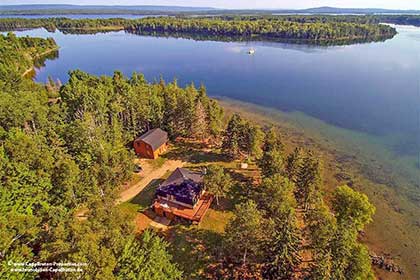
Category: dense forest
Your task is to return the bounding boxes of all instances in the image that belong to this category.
[215,14,420,26]
[1,31,377,279]
[0,33,57,88]
[0,16,398,44]
[212,117,376,279]
[0,34,221,279]
[376,15,420,27]
[125,17,396,42]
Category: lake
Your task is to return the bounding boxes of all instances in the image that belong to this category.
[8,25,420,191]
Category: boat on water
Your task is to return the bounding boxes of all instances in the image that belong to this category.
[248,48,255,55]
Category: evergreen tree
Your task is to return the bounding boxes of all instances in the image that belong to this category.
[262,127,284,153]
[285,147,304,184]
[191,99,208,140]
[206,99,224,141]
[259,149,285,178]
[222,113,245,159]
[258,128,286,177]
[258,174,296,217]
[242,122,264,159]
[225,200,265,266]
[345,243,375,280]
[262,212,301,280]
[306,200,337,251]
[116,230,182,280]
[204,165,233,206]
[307,200,337,280]
[310,249,333,280]
[295,152,322,210]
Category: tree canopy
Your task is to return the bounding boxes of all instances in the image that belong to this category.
[0,15,398,45]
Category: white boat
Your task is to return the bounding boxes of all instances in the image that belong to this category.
[248,48,255,55]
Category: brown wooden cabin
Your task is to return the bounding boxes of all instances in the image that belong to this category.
[153,168,213,223]
[134,128,168,159]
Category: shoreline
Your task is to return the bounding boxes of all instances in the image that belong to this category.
[218,97,419,280]
[21,47,59,77]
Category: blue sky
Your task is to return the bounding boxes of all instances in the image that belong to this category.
[2,1,420,10]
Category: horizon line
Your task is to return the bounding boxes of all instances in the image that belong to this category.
[1,4,420,12]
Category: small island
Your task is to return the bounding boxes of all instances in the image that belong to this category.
[0,15,398,45]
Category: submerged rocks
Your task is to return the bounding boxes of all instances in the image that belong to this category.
[370,253,404,274]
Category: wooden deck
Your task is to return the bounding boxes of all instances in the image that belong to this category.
[153,193,214,223]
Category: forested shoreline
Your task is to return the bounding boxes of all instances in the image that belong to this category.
[0,33,58,88]
[0,16,397,44]
[0,31,392,279]
[126,17,396,44]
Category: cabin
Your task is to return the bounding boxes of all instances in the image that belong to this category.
[153,168,213,223]
[134,128,168,159]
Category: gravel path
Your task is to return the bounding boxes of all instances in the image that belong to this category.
[116,159,185,204]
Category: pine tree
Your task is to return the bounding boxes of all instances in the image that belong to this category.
[262,213,301,280]
[285,147,304,184]
[206,99,224,141]
[306,200,336,251]
[191,100,208,140]
[307,200,337,280]
[259,149,285,178]
[204,165,232,206]
[222,114,245,159]
[258,128,286,177]
[258,174,296,217]
[242,122,264,159]
[310,249,333,280]
[262,127,284,153]
[295,152,322,210]
[116,230,182,280]
[225,200,265,266]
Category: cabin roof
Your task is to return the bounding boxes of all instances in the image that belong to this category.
[156,168,204,206]
[161,168,203,187]
[136,128,168,151]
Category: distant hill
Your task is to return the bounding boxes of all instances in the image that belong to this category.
[299,6,420,14]
[0,5,419,15]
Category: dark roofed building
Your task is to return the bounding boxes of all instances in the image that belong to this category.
[134,128,168,159]
[153,168,213,223]
[161,168,204,187]
[157,168,204,208]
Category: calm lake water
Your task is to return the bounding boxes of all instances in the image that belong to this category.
[9,26,420,168]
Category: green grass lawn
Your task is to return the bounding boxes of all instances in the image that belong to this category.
[122,170,172,213]
[127,173,143,187]
[128,178,164,211]
[198,208,233,233]
[150,157,167,169]
[167,225,224,280]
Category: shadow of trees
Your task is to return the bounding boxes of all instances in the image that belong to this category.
[166,225,225,279]
[129,178,164,211]
[164,140,229,164]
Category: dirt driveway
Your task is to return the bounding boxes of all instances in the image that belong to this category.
[117,159,184,204]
